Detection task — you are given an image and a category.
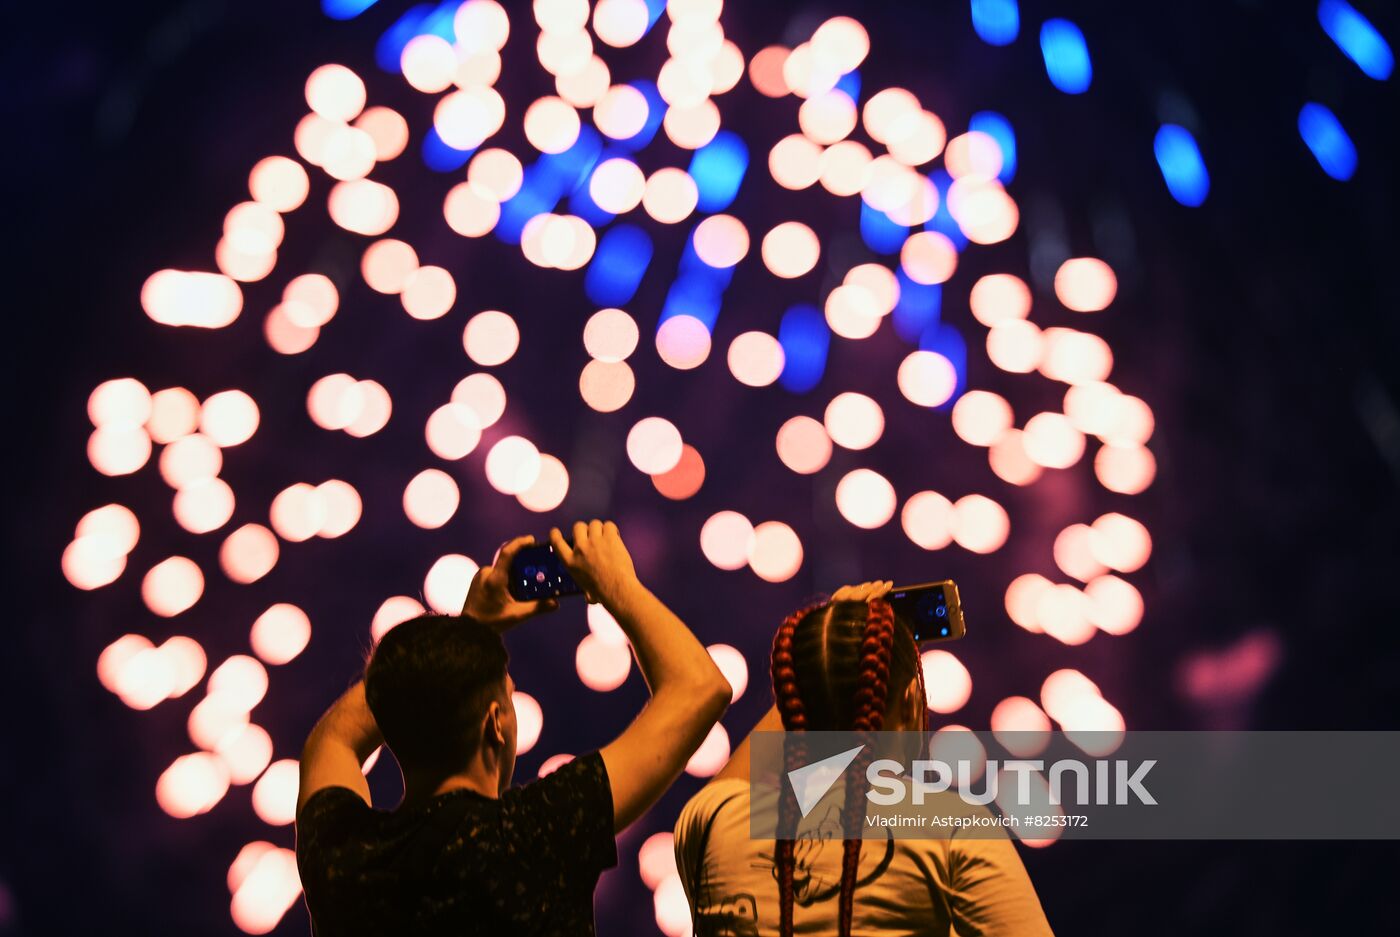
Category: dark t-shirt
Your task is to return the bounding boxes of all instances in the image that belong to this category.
[295,752,618,936]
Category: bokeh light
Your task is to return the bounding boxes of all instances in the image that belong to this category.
[513,691,543,755]
[901,490,955,550]
[951,494,1010,553]
[423,554,479,614]
[1023,412,1086,469]
[897,351,958,407]
[485,436,543,494]
[652,444,705,500]
[305,64,365,123]
[200,390,259,447]
[404,469,460,529]
[157,752,231,819]
[726,332,785,387]
[400,265,457,320]
[921,650,973,713]
[700,511,754,571]
[517,454,571,512]
[463,311,520,366]
[824,392,884,450]
[220,524,279,584]
[1055,257,1118,312]
[371,596,426,642]
[775,415,832,475]
[707,644,748,702]
[626,417,684,475]
[143,556,205,617]
[835,468,897,529]
[576,632,632,691]
[684,723,731,777]
[249,604,312,666]
[1089,513,1152,572]
[579,359,636,411]
[969,273,1032,326]
[453,373,508,428]
[654,314,712,369]
[250,759,299,826]
[642,168,699,223]
[761,222,820,278]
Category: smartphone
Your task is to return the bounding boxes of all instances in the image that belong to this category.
[508,542,584,602]
[888,580,965,643]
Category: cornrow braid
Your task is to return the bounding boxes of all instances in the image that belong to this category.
[769,597,919,937]
[770,604,819,937]
[835,597,896,937]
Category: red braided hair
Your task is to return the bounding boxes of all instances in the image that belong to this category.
[769,597,925,937]
[769,605,815,937]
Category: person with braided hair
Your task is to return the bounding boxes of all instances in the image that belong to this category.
[675,581,1053,936]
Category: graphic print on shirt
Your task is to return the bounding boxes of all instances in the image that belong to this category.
[761,803,896,908]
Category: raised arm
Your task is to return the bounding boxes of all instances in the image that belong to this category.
[552,520,731,832]
[297,681,382,815]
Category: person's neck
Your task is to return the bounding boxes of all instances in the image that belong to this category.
[402,765,501,807]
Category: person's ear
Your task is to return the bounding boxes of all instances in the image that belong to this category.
[903,680,922,729]
[483,700,505,751]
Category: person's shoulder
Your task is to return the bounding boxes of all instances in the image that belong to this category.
[297,785,372,827]
[500,751,613,820]
[675,778,749,841]
[507,751,608,798]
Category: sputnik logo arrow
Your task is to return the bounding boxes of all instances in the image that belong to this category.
[786,744,866,817]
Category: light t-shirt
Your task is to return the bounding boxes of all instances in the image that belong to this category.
[674,778,1054,937]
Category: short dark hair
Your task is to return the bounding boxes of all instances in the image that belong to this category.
[364,615,509,777]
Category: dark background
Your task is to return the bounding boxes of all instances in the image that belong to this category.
[4,0,1399,934]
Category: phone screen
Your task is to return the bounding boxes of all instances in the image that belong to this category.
[508,543,583,601]
[888,580,966,643]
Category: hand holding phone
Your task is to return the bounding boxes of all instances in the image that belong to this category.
[462,535,563,628]
[507,540,584,601]
[547,520,640,606]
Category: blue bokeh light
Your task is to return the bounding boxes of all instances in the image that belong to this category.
[1153,124,1210,207]
[968,111,1017,183]
[376,4,434,72]
[1318,0,1394,80]
[1298,103,1358,181]
[660,273,725,330]
[927,170,970,251]
[421,127,474,172]
[893,273,942,343]
[778,305,830,394]
[970,0,1020,46]
[860,200,907,255]
[835,70,862,102]
[495,170,557,244]
[688,131,749,213]
[918,324,967,405]
[613,81,666,151]
[1040,19,1092,94]
[585,225,653,306]
[537,127,605,196]
[323,0,379,19]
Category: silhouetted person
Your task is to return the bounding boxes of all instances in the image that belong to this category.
[675,581,1052,936]
[296,521,731,936]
